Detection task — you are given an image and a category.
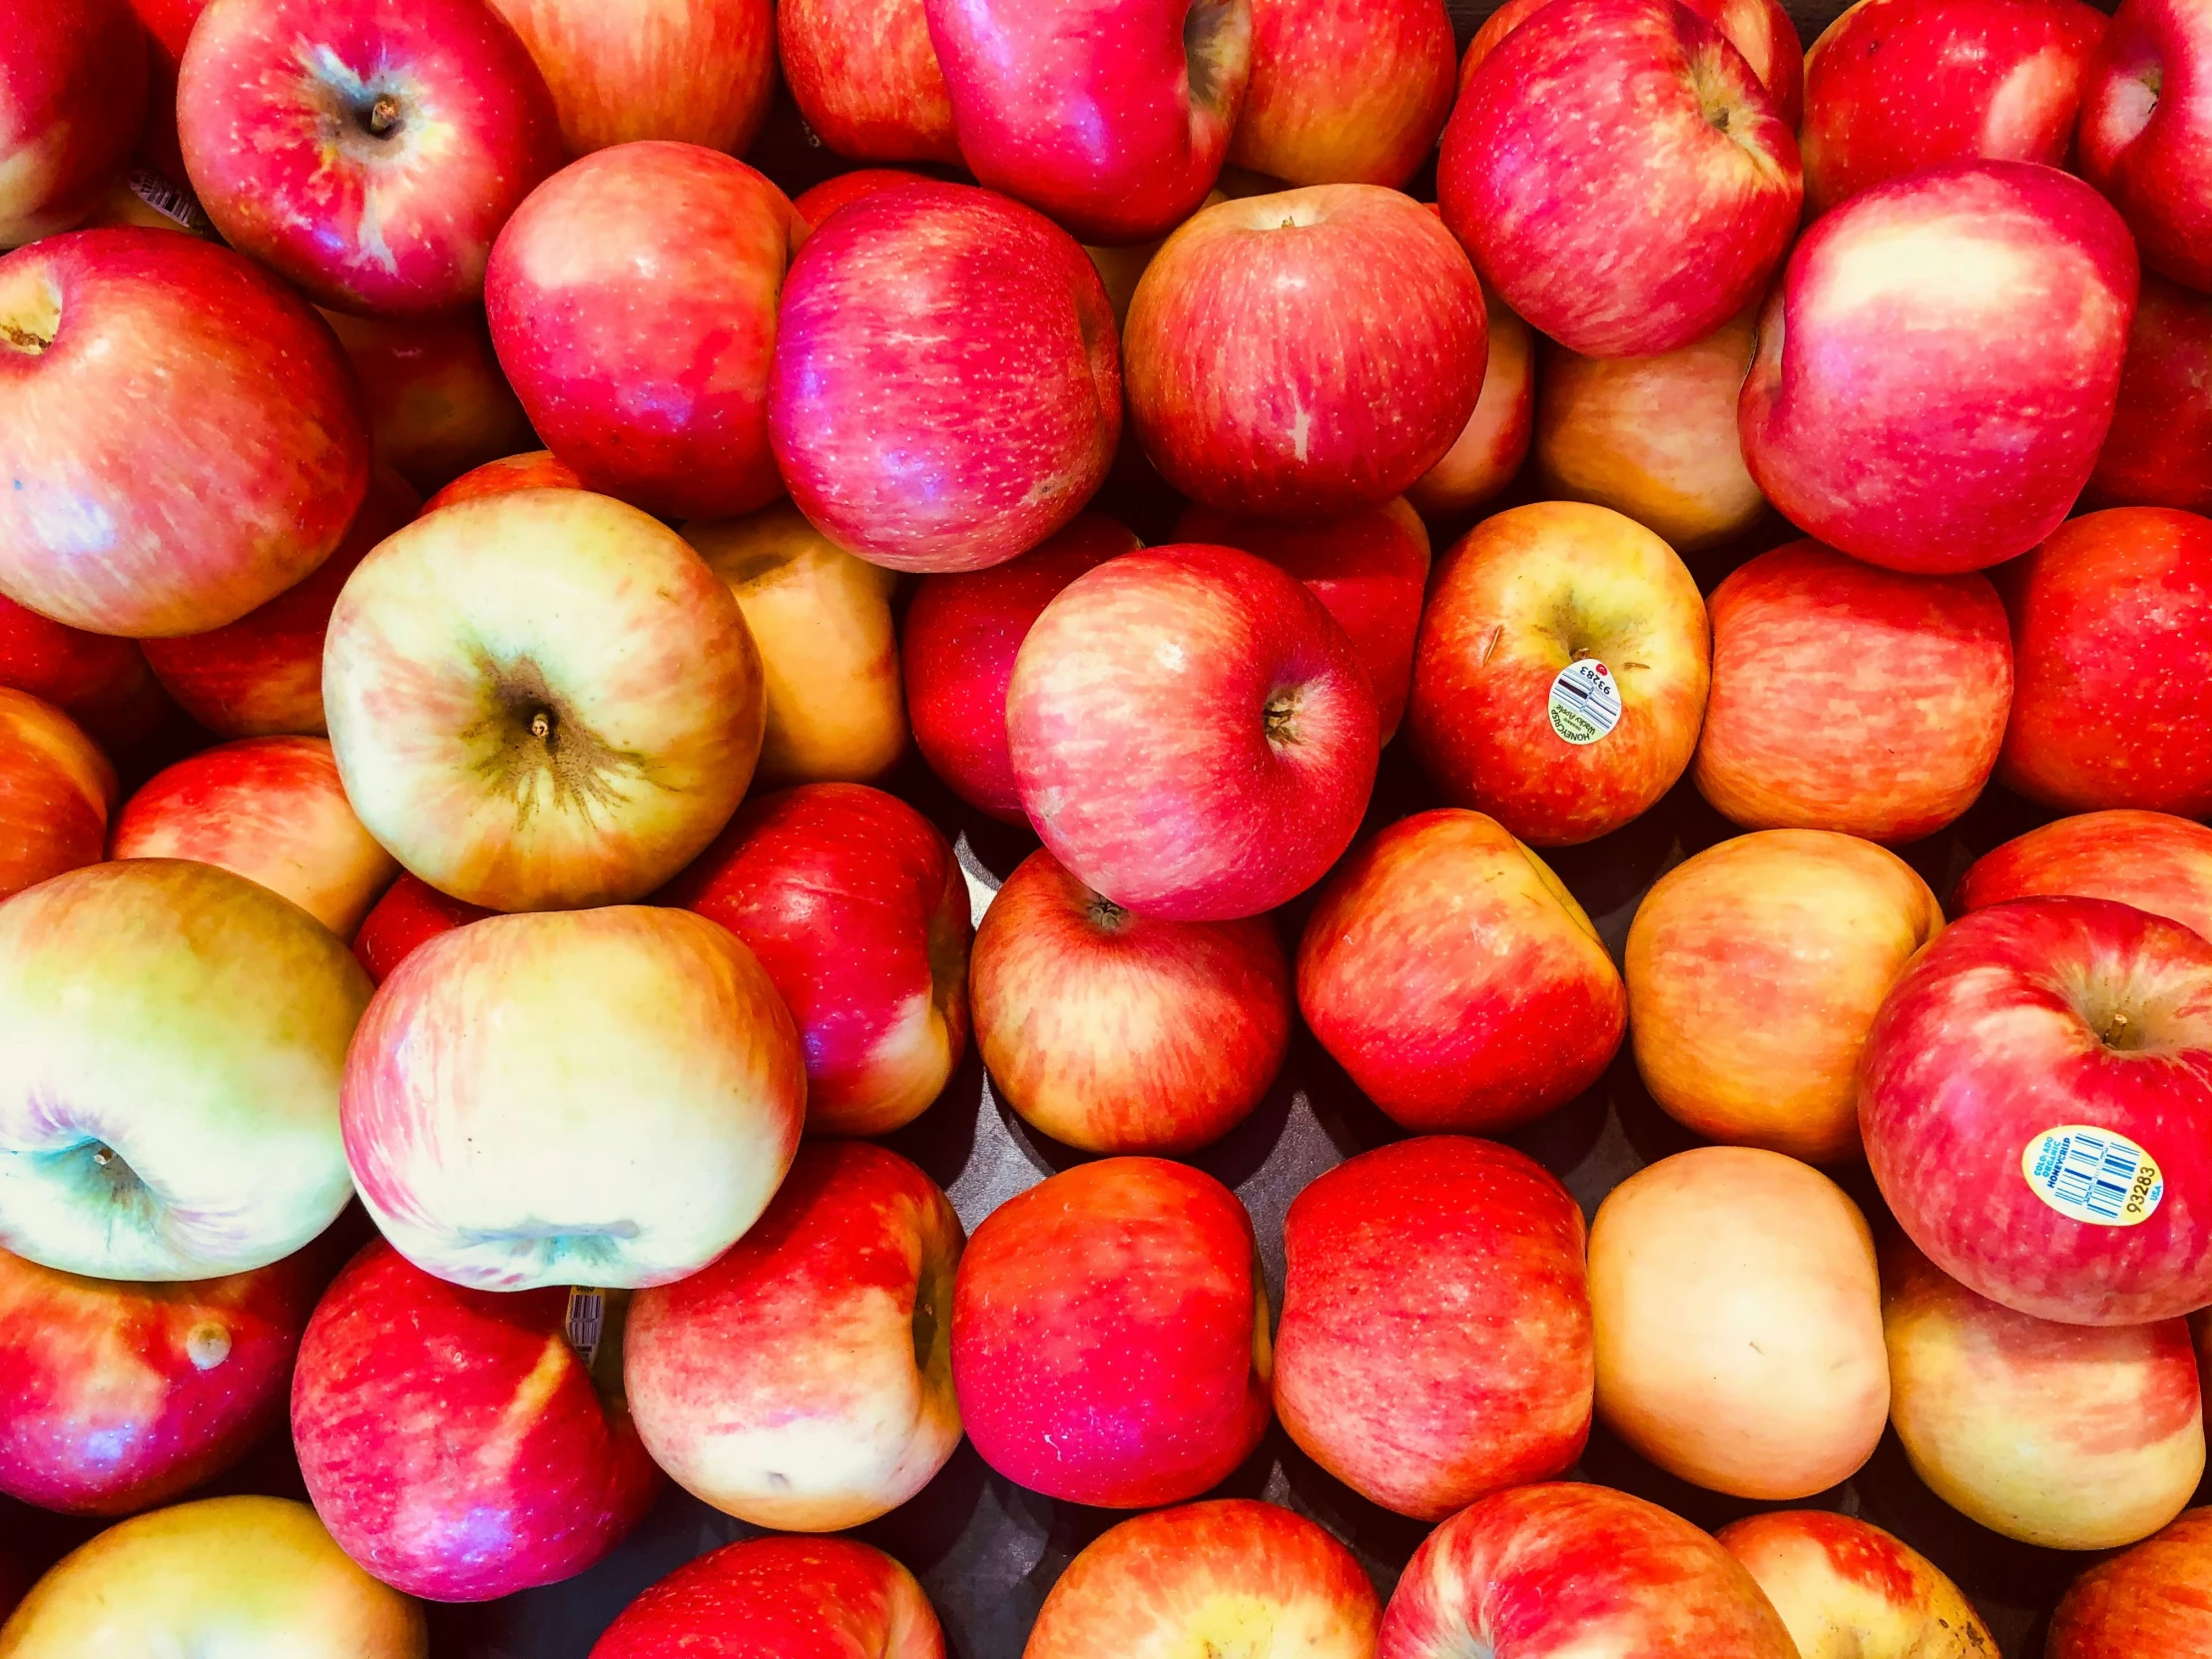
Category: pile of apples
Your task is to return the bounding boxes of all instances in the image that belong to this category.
[4,0,2212,1652]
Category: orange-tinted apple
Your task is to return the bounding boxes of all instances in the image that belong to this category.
[317,309,534,496]
[487,0,776,156]
[778,0,958,165]
[1715,1510,1996,1659]
[0,689,112,904]
[1405,286,1534,521]
[1956,810,2212,942]
[1229,0,1454,188]
[418,449,581,514]
[2047,1507,2212,1658]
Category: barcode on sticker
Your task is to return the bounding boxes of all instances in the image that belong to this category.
[1547,659,1622,746]
[565,1288,605,1369]
[128,167,213,236]
[2022,1125,2164,1228]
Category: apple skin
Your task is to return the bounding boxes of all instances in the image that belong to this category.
[485,0,773,156]
[1695,541,2014,842]
[1996,506,2212,817]
[1274,1138,1592,1521]
[291,1237,661,1602]
[0,859,370,1283]
[1800,0,2108,217]
[625,1141,964,1531]
[950,1156,1271,1508]
[419,447,581,513]
[1884,1237,2204,1550]
[352,872,494,985]
[2047,1507,2212,1657]
[0,229,370,638]
[1627,830,1943,1165]
[1379,1482,1799,1659]
[317,309,533,496]
[922,0,1252,245]
[1740,161,2137,574]
[1007,544,1380,921]
[1440,0,1801,359]
[0,1242,319,1515]
[486,143,802,522]
[2079,0,2212,290]
[1861,895,2212,1326]
[970,847,1292,1154]
[587,1535,944,1659]
[1028,1499,1380,1659]
[0,0,147,248]
[1406,286,1534,520]
[322,488,766,912]
[780,0,959,165]
[0,594,175,756]
[1408,501,1711,847]
[0,689,113,905]
[1714,1510,1996,1659]
[1228,0,1454,188]
[901,514,1140,823]
[769,181,1122,573]
[791,167,936,230]
[1957,810,2212,943]
[661,784,971,1138]
[2090,273,2212,511]
[1460,0,1806,127]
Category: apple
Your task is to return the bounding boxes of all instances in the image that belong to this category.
[486,0,776,156]
[1695,540,2014,842]
[0,1242,319,1515]
[1996,506,2212,817]
[1405,285,1534,520]
[625,1141,963,1530]
[1884,1236,2203,1550]
[1407,501,1710,847]
[1861,895,2212,1326]
[419,448,581,514]
[1379,1482,1798,1659]
[1460,0,1806,127]
[322,488,765,912]
[682,504,906,787]
[769,180,1121,573]
[791,167,937,230]
[2079,0,2212,289]
[2091,274,2212,511]
[1715,1510,1996,1659]
[0,594,174,756]
[0,689,113,905]
[127,0,206,179]
[291,1237,661,1601]
[1228,0,1454,188]
[352,873,494,986]
[1028,1499,1380,1658]
[922,0,1252,244]
[486,144,802,521]
[1007,543,1379,920]
[901,513,1139,823]
[0,228,370,638]
[2047,1507,2212,1657]
[0,1495,425,1656]
[317,309,534,496]
[661,784,971,1138]
[0,0,147,249]
[0,859,369,1281]
[1740,161,2137,573]
[950,1156,1270,1507]
[780,0,959,165]
[588,1535,943,1659]
[969,847,1292,1153]
[1627,830,1943,1164]
[1956,810,2212,942]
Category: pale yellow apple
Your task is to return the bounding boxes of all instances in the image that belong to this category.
[1717,1509,1995,1659]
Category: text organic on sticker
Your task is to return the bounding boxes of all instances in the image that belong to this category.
[2022,1125,2165,1228]
[1547,658,1622,746]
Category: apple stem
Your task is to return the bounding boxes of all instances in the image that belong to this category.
[366,94,402,138]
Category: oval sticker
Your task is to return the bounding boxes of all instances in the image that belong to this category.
[2021,1125,2164,1228]
[1548,659,1621,746]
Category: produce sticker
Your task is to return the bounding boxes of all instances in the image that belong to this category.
[2021,1125,2164,1227]
[1547,658,1622,745]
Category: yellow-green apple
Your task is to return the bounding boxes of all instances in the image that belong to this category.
[0,593,175,756]
[419,447,581,513]
[1883,1237,2204,1549]
[317,309,534,495]
[1996,507,2212,817]
[625,1141,962,1530]
[0,689,111,903]
[770,180,1121,572]
[0,859,368,1281]
[0,1242,319,1514]
[1459,0,1806,126]
[1408,501,1710,846]
[1627,830,1943,1164]
[1406,285,1534,520]
[1274,1137,1591,1520]
[1591,1147,1890,1498]
[683,505,906,788]
[662,784,970,1137]
[1695,541,2013,841]
[1956,810,2212,942]
[2079,0,2212,289]
[2047,1507,2212,1657]
[1439,0,1801,358]
[1379,1482,1798,1659]
[780,0,959,164]
[352,873,494,985]
[1533,311,1764,553]
[922,0,1251,243]
[322,488,765,911]
[2090,274,2212,511]
[177,0,562,317]
[1228,0,1454,187]
[1027,1499,1379,1659]
[486,144,801,520]
[1861,896,2212,1325]
[1740,161,2136,573]
[290,1237,661,1600]
[0,229,369,637]
[1715,1510,1997,1659]
[901,514,1139,823]
[1007,544,1379,920]
[0,1495,425,1656]
[969,848,1291,1153]
[0,0,146,248]
[792,167,938,230]
[588,1535,943,1659]
[950,1157,1270,1507]
[1127,186,1484,518]
[340,906,805,1292]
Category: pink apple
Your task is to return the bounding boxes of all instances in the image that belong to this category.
[1405,284,1534,520]
[317,309,533,496]
[418,448,581,514]
[589,1535,944,1659]
[486,0,774,156]
[352,873,494,986]
[0,594,175,757]
[781,0,959,165]
[790,167,937,230]
[0,689,112,905]
[1862,895,2212,1325]
[2048,1508,2212,1657]
[1740,161,2137,573]
[1229,0,1454,188]
[1715,1511,1996,1659]
[0,0,147,248]
[2080,0,2212,289]
[1957,810,2212,942]
[2091,274,2212,511]
[1460,0,1805,127]
[1007,544,1379,920]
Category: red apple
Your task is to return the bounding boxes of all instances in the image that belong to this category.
[1460,0,1805,127]
[1228,0,1454,188]
[1007,544,1379,920]
[769,180,1121,572]
[780,0,959,165]
[2079,0,2212,290]
[0,689,112,904]
[2091,274,2212,512]
[2047,1507,2212,1657]
[127,0,207,178]
[0,594,174,756]
[1957,810,2212,942]
[291,1237,661,1601]
[1861,895,2212,1325]
[418,448,581,514]
[317,309,533,495]
[1406,284,1534,520]
[352,872,494,985]
[588,1535,944,1659]
[0,229,370,638]
[1715,1510,1997,1659]
[950,1156,1270,1507]
[0,0,147,248]
[790,167,936,230]
[1740,161,2137,573]
[1996,506,2212,816]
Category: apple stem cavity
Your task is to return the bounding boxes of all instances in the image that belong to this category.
[1265,685,1304,746]
[1182,0,1252,116]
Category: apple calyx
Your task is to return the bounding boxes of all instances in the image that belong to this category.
[464,652,647,826]
[0,276,58,355]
